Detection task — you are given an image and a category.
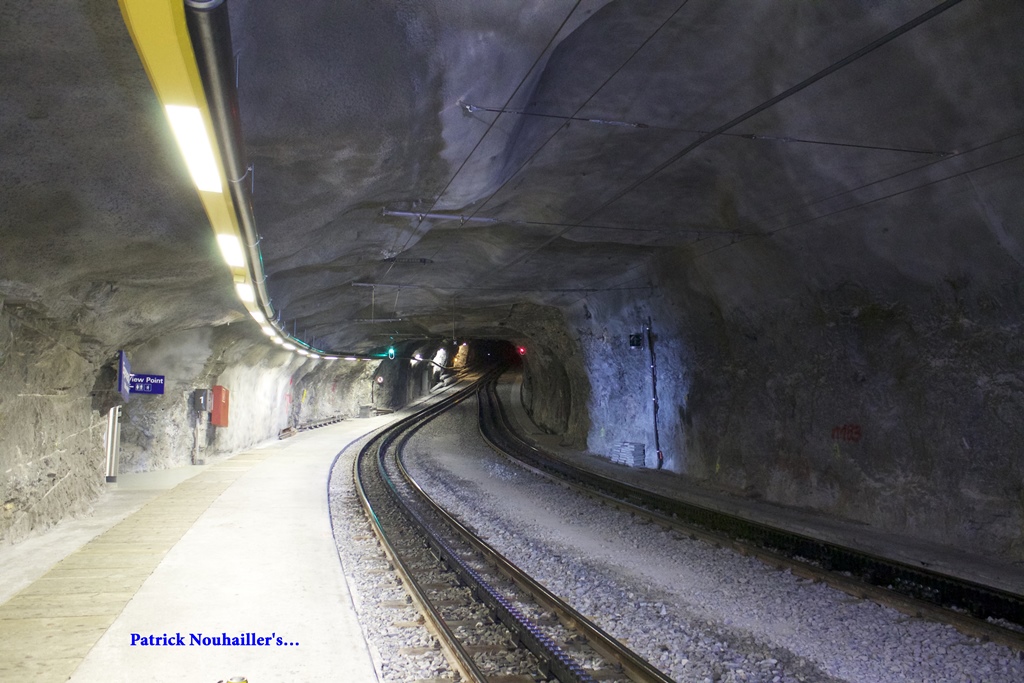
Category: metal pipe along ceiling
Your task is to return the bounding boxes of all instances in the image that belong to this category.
[184,0,273,320]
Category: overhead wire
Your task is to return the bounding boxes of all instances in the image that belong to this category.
[628,129,1024,264]
[683,145,1024,264]
[583,0,968,220]
[383,207,753,237]
[381,0,586,281]
[459,101,953,157]
[761,127,1024,225]
[458,0,693,224]
[559,270,655,309]
[649,131,1024,267]
[350,281,651,293]
[768,147,1024,239]
[562,142,1024,301]
[373,0,974,330]
[484,0,968,279]
[464,1,982,311]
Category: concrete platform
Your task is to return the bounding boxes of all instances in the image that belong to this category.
[501,374,1024,597]
[0,416,397,683]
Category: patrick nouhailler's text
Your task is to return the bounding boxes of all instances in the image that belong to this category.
[131,632,299,647]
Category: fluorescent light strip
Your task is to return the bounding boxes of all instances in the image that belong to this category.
[282,343,296,351]
[164,105,222,193]
[217,233,245,267]
[235,282,255,302]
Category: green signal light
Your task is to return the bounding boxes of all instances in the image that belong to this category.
[387,346,396,360]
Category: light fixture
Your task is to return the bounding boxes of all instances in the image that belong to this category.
[235,282,255,302]
[250,310,266,324]
[297,349,309,356]
[260,325,276,337]
[271,336,284,345]
[164,105,222,193]
[309,353,320,359]
[216,233,245,268]
[323,356,339,360]
[345,357,358,361]
[282,343,296,351]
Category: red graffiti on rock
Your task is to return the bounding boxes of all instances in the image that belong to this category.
[831,424,862,442]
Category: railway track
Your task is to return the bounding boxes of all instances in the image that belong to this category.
[477,375,1024,653]
[353,370,675,683]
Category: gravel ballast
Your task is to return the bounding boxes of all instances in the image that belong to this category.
[329,428,456,683]
[395,399,1024,683]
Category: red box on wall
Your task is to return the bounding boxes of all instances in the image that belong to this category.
[211,385,230,427]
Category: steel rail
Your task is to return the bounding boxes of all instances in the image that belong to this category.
[394,409,676,683]
[478,377,1024,652]
[353,381,491,683]
[355,369,612,682]
[367,370,599,683]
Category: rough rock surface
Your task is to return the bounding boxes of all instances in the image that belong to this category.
[2,0,1022,565]
[0,307,105,544]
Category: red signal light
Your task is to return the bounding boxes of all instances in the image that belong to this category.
[517,346,526,356]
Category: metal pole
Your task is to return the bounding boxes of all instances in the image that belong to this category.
[105,406,121,483]
[647,317,663,469]
[193,408,203,465]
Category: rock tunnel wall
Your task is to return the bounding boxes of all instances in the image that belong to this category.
[0,306,106,546]
[657,265,1024,565]
[508,304,590,449]
[117,326,380,472]
[370,341,459,412]
[0,319,446,546]
[543,242,1023,564]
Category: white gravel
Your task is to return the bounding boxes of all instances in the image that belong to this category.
[398,399,1024,683]
[328,431,456,683]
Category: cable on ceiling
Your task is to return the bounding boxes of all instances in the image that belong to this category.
[615,129,1024,264]
[383,206,753,237]
[588,0,968,218]
[382,0,586,277]
[767,148,1024,239]
[761,128,1024,225]
[561,271,654,308]
[351,281,652,293]
[677,145,1024,267]
[483,0,968,280]
[458,1,692,225]
[460,101,953,157]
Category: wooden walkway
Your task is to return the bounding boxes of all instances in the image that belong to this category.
[0,416,389,683]
[0,452,273,682]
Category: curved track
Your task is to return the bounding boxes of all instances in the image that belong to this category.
[353,369,675,683]
[478,374,1024,652]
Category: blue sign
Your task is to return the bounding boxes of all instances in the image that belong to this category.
[117,350,132,402]
[130,374,165,395]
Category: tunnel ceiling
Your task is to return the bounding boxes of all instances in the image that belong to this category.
[3,1,1022,354]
